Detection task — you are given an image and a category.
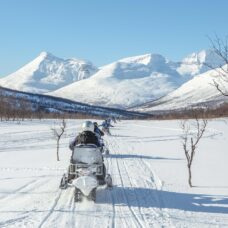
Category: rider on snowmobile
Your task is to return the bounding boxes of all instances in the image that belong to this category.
[93,122,106,151]
[69,121,100,150]
[93,122,104,137]
[102,119,114,128]
[68,121,107,185]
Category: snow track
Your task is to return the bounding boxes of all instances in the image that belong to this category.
[106,134,173,228]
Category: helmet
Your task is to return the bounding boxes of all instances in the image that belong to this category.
[81,121,94,132]
[93,122,98,127]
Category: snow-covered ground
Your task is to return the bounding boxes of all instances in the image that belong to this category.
[0,119,227,227]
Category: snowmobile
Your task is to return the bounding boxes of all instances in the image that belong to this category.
[99,138,110,155]
[101,119,113,136]
[59,144,112,202]
[102,126,111,136]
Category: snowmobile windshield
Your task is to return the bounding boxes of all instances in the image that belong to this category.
[72,147,103,164]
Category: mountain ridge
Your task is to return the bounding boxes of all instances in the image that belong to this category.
[49,53,183,108]
[132,64,228,113]
[0,49,226,109]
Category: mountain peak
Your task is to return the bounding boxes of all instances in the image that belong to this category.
[119,53,167,66]
[39,51,50,57]
[37,51,62,61]
[177,49,225,77]
[0,52,97,93]
[186,49,215,63]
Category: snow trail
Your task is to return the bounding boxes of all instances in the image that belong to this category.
[107,133,173,227]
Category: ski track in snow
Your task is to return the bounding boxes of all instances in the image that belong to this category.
[107,134,173,228]
[0,120,228,227]
[110,141,144,228]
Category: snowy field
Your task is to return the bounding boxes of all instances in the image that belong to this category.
[0,119,227,228]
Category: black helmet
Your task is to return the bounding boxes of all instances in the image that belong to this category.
[93,122,98,127]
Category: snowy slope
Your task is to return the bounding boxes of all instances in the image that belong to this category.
[134,65,228,112]
[0,52,97,93]
[49,54,183,108]
[0,119,227,227]
[0,86,148,119]
[177,49,225,77]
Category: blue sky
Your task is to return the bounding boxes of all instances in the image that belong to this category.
[0,0,227,77]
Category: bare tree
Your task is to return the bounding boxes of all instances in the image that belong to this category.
[51,119,66,161]
[206,35,228,96]
[181,116,208,187]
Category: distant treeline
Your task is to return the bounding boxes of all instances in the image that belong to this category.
[0,93,99,121]
[1,90,228,121]
[149,104,228,120]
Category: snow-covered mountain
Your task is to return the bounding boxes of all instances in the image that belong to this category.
[133,65,228,112]
[49,54,183,108]
[0,52,97,93]
[1,49,226,109]
[177,49,225,77]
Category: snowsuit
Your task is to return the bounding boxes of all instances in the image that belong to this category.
[94,125,104,137]
[69,131,100,150]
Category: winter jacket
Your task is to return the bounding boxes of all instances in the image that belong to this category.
[102,121,113,128]
[94,126,104,137]
[69,131,100,150]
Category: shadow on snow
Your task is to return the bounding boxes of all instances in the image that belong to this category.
[97,187,228,214]
[108,154,181,160]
